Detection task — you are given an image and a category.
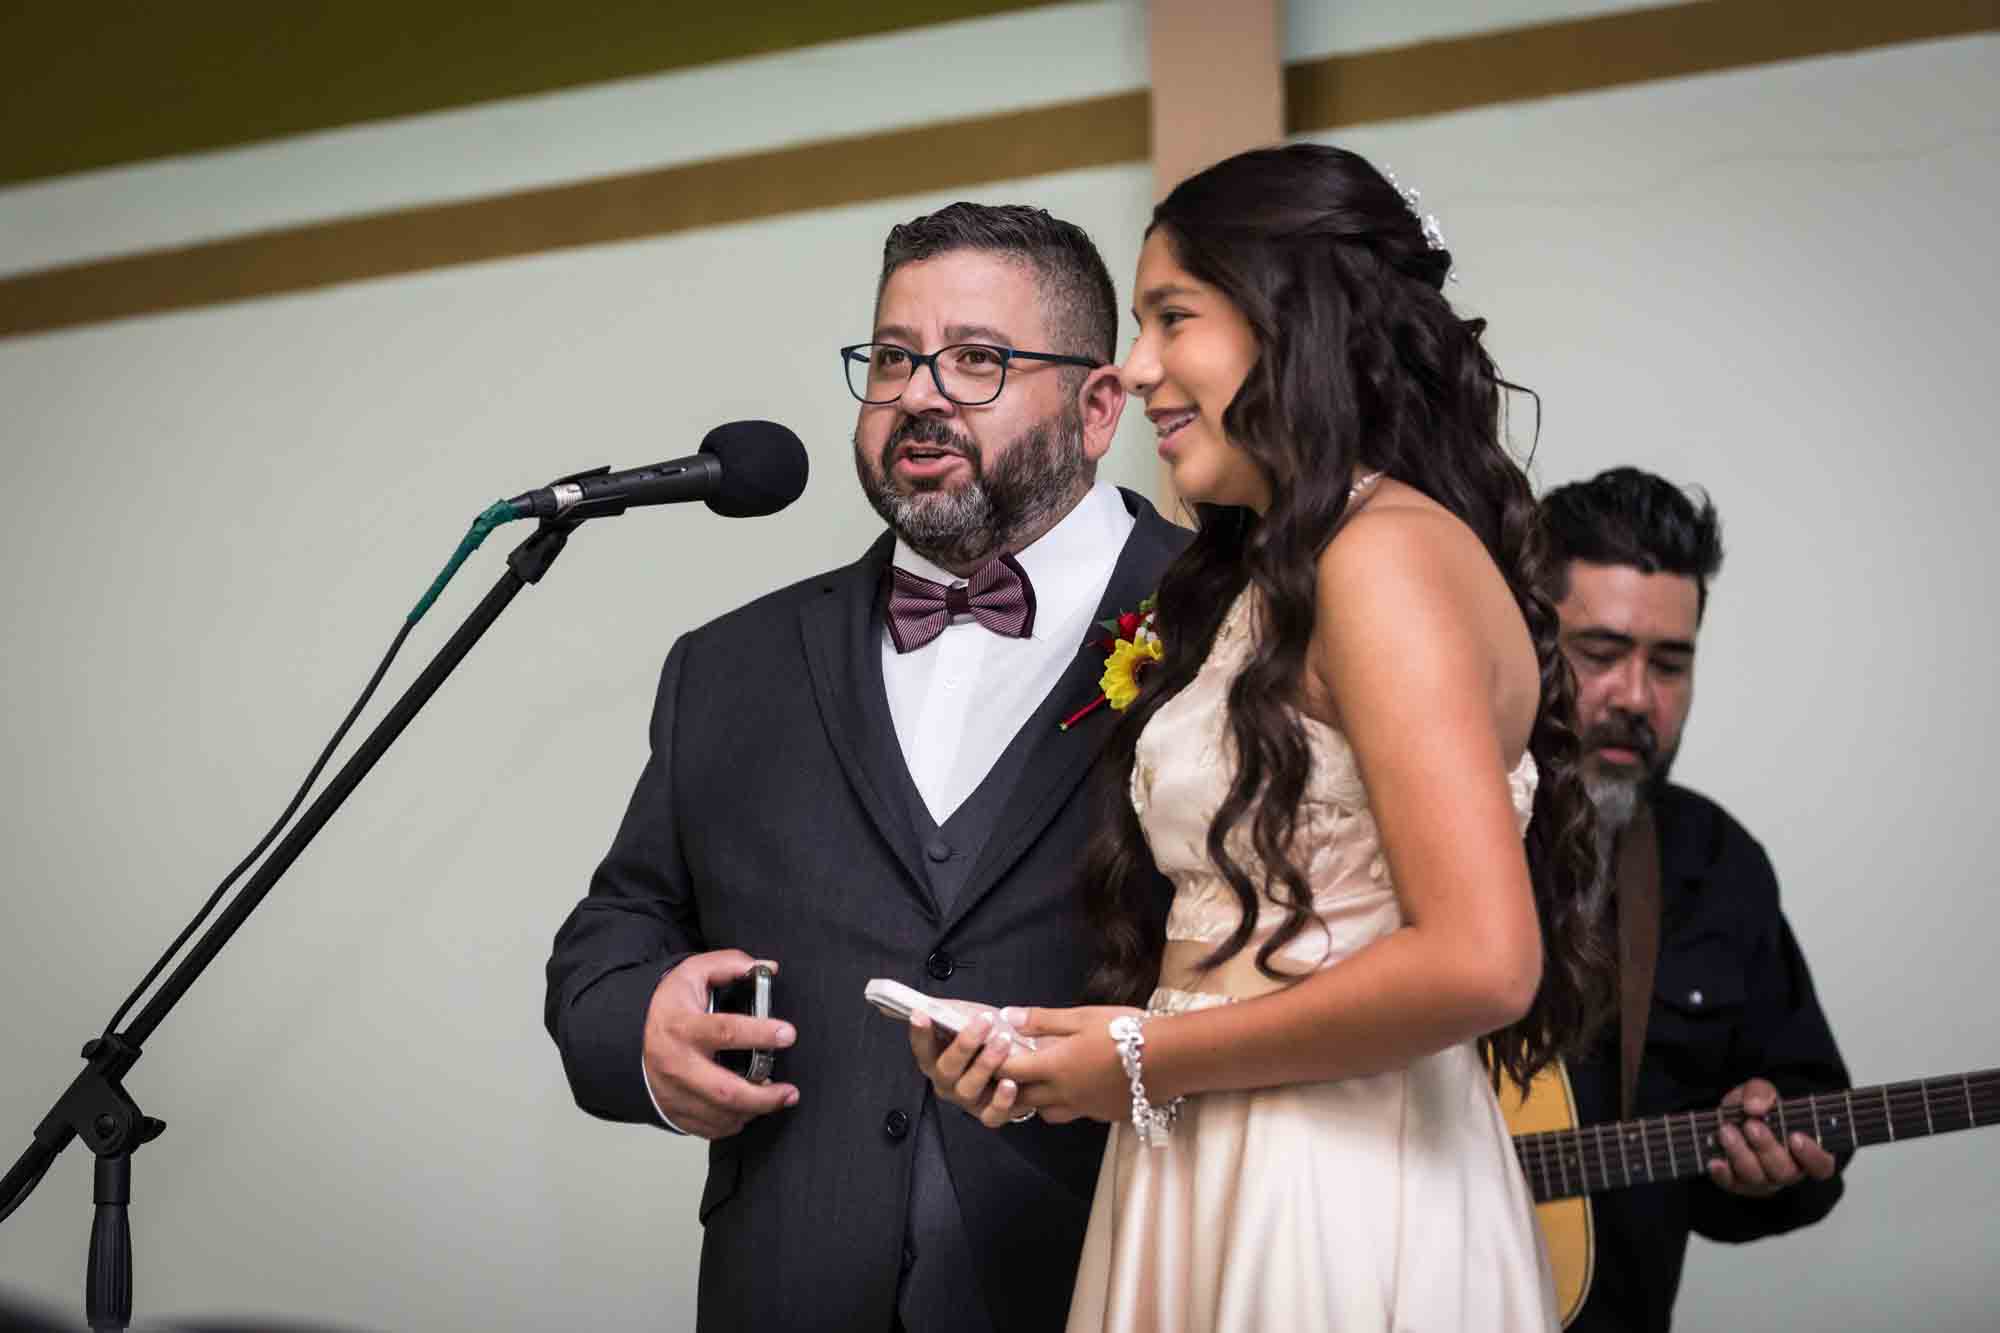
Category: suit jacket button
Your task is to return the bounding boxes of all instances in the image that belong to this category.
[925,839,952,863]
[883,1109,911,1140]
[925,951,955,981]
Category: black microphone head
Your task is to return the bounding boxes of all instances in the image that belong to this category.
[699,420,810,518]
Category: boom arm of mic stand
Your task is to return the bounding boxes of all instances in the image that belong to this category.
[0,515,584,1330]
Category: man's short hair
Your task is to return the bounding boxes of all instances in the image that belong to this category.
[878,203,1118,369]
[1541,466,1726,616]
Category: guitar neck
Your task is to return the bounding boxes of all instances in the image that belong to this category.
[1515,1068,2000,1204]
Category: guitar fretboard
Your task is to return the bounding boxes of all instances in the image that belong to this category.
[1514,1068,2000,1203]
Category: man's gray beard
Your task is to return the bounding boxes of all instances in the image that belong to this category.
[855,406,1089,570]
[1583,771,1640,924]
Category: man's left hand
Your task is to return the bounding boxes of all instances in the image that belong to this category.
[1706,1077,1840,1197]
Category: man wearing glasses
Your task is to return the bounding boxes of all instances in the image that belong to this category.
[546,203,1187,1332]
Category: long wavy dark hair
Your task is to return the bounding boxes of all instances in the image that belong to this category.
[1084,144,1611,1086]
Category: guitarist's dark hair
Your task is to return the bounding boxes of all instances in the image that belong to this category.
[1540,467,1725,619]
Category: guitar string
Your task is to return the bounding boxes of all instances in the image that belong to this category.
[1519,1089,2000,1197]
[1516,1093,2000,1189]
[1513,1072,2000,1154]
[1513,1075,1999,1193]
[1516,1085,2000,1166]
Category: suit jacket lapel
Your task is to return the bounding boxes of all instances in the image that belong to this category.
[942,492,1189,935]
[798,533,936,915]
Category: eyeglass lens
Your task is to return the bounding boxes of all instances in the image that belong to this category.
[848,343,1007,405]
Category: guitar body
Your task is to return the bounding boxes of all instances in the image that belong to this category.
[1498,1061,1592,1328]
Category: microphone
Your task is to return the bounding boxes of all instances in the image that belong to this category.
[508,420,809,521]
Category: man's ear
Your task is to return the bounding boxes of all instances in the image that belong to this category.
[1076,364,1127,464]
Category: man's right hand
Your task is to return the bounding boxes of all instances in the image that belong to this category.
[643,950,799,1139]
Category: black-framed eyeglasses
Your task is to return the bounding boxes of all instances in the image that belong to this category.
[840,342,1101,407]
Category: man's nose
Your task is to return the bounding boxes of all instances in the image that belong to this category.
[1608,657,1655,713]
[899,360,956,414]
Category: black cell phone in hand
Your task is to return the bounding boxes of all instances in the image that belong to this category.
[707,963,776,1084]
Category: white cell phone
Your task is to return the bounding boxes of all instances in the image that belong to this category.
[864,978,1037,1052]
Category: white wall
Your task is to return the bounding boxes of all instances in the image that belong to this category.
[1,5,1994,1329]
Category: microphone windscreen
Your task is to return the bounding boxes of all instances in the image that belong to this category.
[700,420,811,518]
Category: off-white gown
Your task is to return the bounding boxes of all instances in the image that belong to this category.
[1065,587,1557,1332]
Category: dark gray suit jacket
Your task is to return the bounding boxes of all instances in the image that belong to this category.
[545,489,1188,1331]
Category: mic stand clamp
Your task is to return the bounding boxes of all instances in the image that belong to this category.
[34,1033,164,1331]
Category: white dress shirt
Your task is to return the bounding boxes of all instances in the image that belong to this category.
[646,481,1134,1132]
[882,479,1134,823]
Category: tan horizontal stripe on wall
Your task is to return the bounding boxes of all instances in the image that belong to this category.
[0,92,1150,341]
[4,0,1993,342]
[1285,0,1999,132]
[0,0,1071,189]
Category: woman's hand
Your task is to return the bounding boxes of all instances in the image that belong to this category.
[907,1006,1034,1129]
[1000,1005,1146,1125]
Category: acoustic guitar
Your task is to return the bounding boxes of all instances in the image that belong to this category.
[1498,1062,2000,1325]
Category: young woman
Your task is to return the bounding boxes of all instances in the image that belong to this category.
[912,144,1611,1331]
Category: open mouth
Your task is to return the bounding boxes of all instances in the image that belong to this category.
[1151,408,1198,442]
[890,441,972,483]
[1590,732,1656,770]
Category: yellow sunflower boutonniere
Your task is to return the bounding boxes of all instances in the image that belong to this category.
[1059,596,1161,731]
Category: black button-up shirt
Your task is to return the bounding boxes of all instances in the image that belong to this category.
[1567,783,1850,1333]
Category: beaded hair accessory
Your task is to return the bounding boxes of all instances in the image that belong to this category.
[1383,167,1455,283]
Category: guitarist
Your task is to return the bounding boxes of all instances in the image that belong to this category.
[1540,468,1851,1331]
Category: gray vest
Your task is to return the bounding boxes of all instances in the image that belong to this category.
[868,636,1050,1333]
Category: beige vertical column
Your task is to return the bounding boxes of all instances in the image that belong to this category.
[1147,0,1285,519]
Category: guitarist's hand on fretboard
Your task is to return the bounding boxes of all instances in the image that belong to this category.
[1706,1077,1842,1198]
[1507,1060,1992,1326]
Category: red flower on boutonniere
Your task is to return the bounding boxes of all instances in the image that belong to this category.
[1059,596,1161,731]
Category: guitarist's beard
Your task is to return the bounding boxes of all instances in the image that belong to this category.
[1581,713,1676,920]
[1582,776,1634,927]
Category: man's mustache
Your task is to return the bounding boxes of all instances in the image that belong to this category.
[884,417,977,467]
[1584,715,1657,760]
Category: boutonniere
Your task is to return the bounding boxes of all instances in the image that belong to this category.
[1059,596,1161,731]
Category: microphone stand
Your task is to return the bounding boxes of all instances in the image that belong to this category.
[0,506,589,1332]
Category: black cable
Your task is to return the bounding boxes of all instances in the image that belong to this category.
[99,500,521,1039]
[0,1155,50,1225]
[101,618,415,1038]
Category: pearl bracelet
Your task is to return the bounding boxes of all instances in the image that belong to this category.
[1107,1014,1183,1148]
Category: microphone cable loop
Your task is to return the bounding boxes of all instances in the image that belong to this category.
[100,497,528,1042]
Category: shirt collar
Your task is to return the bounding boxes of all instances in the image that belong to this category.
[890,481,1130,641]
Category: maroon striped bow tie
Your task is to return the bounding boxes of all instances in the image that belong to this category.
[885,553,1037,653]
